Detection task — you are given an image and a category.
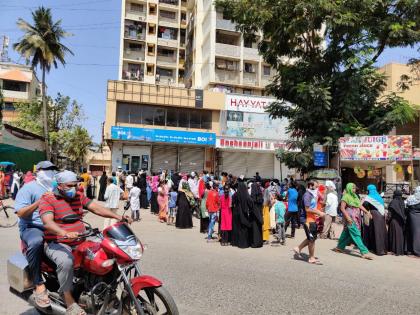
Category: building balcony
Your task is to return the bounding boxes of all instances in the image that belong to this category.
[158,17,179,28]
[215,43,240,58]
[243,72,258,86]
[123,49,145,61]
[122,70,144,82]
[156,55,178,67]
[243,47,260,61]
[215,69,240,85]
[157,37,178,48]
[125,10,147,22]
[2,90,29,100]
[216,18,237,32]
[124,30,146,41]
[159,0,179,8]
[157,75,176,85]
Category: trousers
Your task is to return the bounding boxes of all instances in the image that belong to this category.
[44,242,74,293]
[284,211,299,237]
[103,208,118,229]
[321,214,336,239]
[21,226,44,286]
[207,212,218,239]
[275,223,285,242]
[337,222,369,255]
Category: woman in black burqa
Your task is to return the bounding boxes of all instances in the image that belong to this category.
[405,186,420,257]
[98,171,107,201]
[231,179,252,249]
[250,181,264,248]
[138,172,149,209]
[387,190,405,256]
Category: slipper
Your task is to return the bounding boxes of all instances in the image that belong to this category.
[33,289,50,309]
[361,254,373,260]
[293,247,301,256]
[308,260,323,265]
[333,248,344,253]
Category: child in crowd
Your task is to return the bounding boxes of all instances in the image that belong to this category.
[129,182,141,221]
[168,187,178,225]
[272,194,286,245]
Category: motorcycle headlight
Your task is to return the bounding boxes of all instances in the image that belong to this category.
[121,243,143,260]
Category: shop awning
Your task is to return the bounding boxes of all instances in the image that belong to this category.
[340,160,393,168]
[0,69,31,82]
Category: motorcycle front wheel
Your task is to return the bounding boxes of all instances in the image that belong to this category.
[122,286,179,315]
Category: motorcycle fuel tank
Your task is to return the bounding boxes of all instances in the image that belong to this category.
[7,253,33,293]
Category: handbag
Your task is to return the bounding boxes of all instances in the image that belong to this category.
[124,201,131,211]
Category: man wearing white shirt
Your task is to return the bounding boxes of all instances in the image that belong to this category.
[321,180,338,239]
[125,173,134,192]
[103,177,123,228]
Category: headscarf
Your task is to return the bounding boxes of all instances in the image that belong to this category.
[341,183,361,208]
[388,190,405,222]
[407,186,420,206]
[367,184,384,205]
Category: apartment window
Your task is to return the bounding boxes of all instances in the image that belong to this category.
[158,48,175,57]
[2,80,27,92]
[157,68,173,77]
[3,102,15,111]
[160,10,176,19]
[244,63,255,73]
[166,108,179,127]
[263,65,271,76]
[117,103,131,123]
[146,64,154,75]
[148,25,156,34]
[149,5,156,15]
[142,106,154,125]
[147,44,155,55]
[159,0,178,5]
[180,12,186,23]
[131,3,143,12]
[243,89,252,95]
[128,43,143,51]
[244,38,253,48]
[153,108,166,126]
[158,27,177,40]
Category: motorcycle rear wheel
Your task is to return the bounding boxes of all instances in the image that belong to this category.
[122,286,179,315]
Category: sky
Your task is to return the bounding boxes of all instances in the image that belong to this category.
[0,0,419,143]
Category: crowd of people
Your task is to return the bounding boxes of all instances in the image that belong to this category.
[96,168,420,263]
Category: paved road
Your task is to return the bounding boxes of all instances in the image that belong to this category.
[0,200,419,314]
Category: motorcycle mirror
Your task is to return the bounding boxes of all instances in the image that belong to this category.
[61,214,80,224]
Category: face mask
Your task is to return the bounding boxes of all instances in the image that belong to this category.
[37,170,57,191]
[63,187,77,199]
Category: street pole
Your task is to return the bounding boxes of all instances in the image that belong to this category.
[279,157,283,180]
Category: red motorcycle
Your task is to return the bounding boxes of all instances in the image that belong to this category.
[8,215,179,315]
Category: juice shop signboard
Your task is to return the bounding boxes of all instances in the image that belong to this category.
[339,135,412,161]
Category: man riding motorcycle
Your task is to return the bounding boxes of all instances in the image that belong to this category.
[14,161,57,309]
[39,170,132,315]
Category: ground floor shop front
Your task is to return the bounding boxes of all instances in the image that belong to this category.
[111,141,214,174]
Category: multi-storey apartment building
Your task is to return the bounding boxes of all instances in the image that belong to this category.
[119,0,188,87]
[0,62,41,122]
[184,0,275,95]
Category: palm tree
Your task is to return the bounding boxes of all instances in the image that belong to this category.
[14,6,73,160]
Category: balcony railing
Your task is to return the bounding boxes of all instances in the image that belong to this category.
[157,37,178,48]
[243,72,258,86]
[216,18,237,32]
[157,75,176,85]
[125,10,147,21]
[159,0,178,6]
[124,30,146,41]
[215,69,240,84]
[156,55,177,66]
[123,49,145,61]
[215,43,240,58]
[122,70,144,81]
[159,16,178,27]
[243,47,260,61]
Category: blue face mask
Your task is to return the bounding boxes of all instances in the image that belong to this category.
[63,187,77,199]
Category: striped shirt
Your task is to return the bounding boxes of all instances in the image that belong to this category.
[39,192,92,245]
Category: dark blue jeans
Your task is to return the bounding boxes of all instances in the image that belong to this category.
[20,226,44,286]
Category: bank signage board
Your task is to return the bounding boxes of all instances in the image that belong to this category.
[111,126,216,146]
[216,137,288,151]
[339,135,412,161]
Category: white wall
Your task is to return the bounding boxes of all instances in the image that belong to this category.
[111,141,123,171]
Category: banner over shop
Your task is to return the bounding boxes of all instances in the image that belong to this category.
[339,135,412,161]
[225,94,276,114]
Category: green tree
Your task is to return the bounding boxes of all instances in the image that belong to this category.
[62,126,93,168]
[216,0,420,172]
[14,6,73,160]
[12,93,89,167]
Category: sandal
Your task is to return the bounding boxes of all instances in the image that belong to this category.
[361,254,373,260]
[66,303,86,315]
[333,248,344,254]
[308,259,323,265]
[33,289,50,309]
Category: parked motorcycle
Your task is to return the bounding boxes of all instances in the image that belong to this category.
[8,215,179,315]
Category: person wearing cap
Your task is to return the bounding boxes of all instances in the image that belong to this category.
[39,170,132,315]
[14,161,58,309]
[320,180,339,239]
